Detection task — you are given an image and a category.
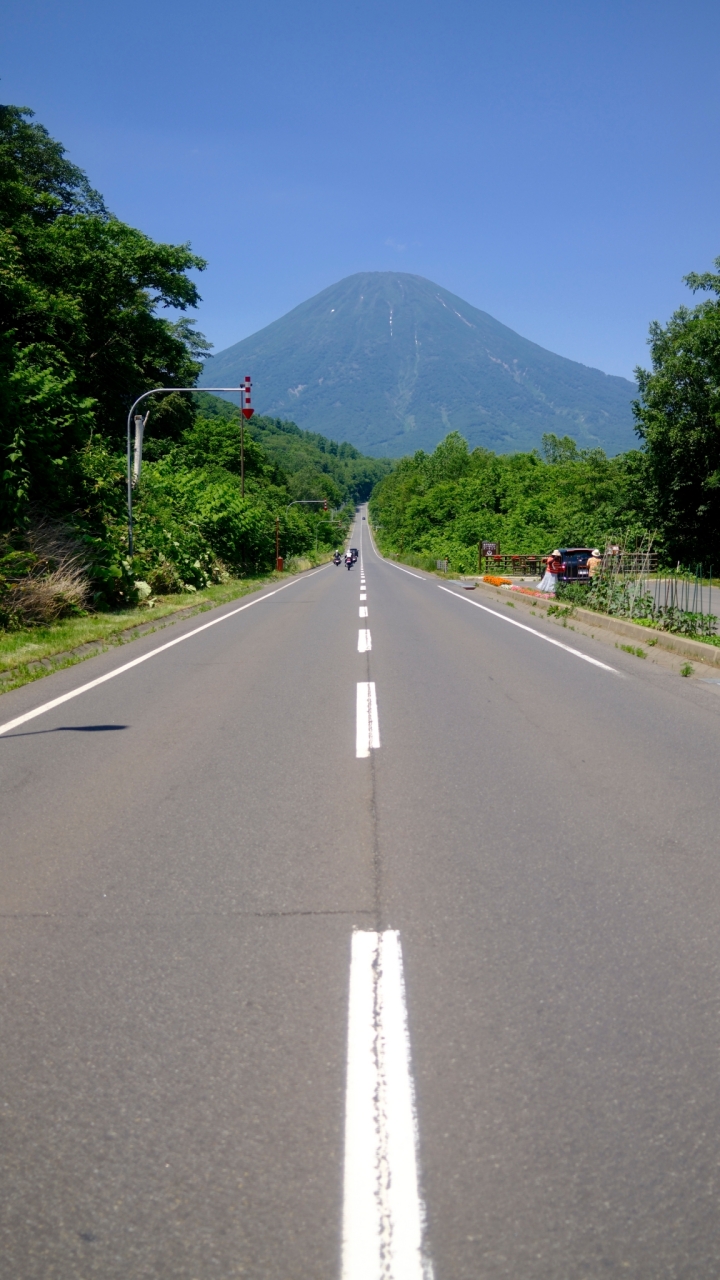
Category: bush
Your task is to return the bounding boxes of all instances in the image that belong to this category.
[0,518,91,627]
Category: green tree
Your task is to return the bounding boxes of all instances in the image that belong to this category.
[0,103,207,528]
[370,432,648,572]
[633,258,720,565]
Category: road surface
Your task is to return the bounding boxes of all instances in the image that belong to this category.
[2,508,720,1278]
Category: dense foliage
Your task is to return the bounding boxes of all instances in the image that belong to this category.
[369,431,649,573]
[193,393,392,505]
[0,103,208,532]
[633,260,720,566]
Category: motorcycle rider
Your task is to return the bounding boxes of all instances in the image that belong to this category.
[345,551,353,569]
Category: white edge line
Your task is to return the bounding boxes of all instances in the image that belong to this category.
[0,566,330,737]
[437,585,619,673]
[366,520,424,578]
[382,561,424,580]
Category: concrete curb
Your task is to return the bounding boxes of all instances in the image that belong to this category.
[463,578,720,669]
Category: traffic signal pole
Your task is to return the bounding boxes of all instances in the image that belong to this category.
[125,384,252,556]
[239,375,254,498]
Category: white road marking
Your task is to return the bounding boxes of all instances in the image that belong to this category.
[0,567,330,738]
[360,593,367,601]
[359,606,368,618]
[381,559,423,579]
[366,523,424,577]
[358,629,372,653]
[356,682,380,757]
[438,586,619,673]
[342,930,432,1280]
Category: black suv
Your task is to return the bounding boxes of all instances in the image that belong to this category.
[558,547,593,582]
[349,548,359,563]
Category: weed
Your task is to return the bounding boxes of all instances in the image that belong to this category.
[547,604,573,619]
[680,662,694,677]
[620,644,646,658]
[648,638,658,646]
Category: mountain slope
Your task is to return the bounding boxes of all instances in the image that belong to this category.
[201,273,638,457]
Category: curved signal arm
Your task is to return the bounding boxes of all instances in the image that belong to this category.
[125,386,246,556]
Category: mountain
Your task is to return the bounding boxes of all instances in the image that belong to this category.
[200,272,638,457]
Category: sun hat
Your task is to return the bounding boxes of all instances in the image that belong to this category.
[592,549,600,556]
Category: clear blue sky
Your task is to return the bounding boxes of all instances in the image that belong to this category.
[4,0,719,380]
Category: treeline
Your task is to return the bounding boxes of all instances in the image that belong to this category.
[369,432,648,573]
[371,256,720,572]
[193,394,391,506]
[0,104,373,617]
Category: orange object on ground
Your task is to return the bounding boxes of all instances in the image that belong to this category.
[483,574,512,586]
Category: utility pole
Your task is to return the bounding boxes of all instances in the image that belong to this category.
[275,515,281,571]
[239,375,253,498]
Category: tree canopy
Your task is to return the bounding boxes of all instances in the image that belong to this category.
[369,431,648,572]
[633,259,720,565]
[0,103,207,528]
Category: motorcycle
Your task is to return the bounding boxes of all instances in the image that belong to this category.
[345,555,353,570]
[333,553,342,566]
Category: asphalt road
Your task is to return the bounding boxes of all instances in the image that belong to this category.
[2,509,720,1278]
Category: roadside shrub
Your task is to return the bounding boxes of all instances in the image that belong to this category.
[0,519,91,627]
[555,581,592,605]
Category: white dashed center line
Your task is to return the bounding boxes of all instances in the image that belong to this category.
[359,606,368,618]
[356,682,380,757]
[342,930,432,1280]
[358,630,372,653]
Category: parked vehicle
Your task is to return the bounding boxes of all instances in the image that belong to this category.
[557,547,593,583]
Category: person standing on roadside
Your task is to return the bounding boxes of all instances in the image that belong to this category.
[537,550,562,593]
[587,548,602,580]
